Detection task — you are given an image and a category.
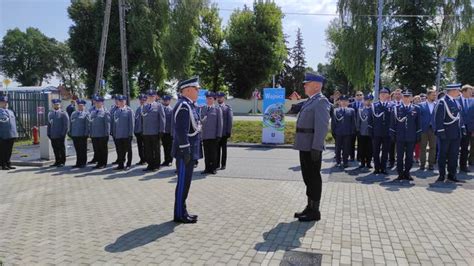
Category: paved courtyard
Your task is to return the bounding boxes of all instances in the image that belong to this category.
[0,147,473,265]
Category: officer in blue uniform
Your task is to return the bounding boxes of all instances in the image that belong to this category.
[110,95,120,165]
[172,76,202,224]
[142,89,166,171]
[356,94,373,169]
[112,95,134,170]
[216,92,233,170]
[331,95,356,168]
[89,96,110,169]
[0,95,18,170]
[161,95,174,166]
[458,85,473,172]
[69,99,90,168]
[435,84,465,182]
[200,91,223,175]
[48,99,69,167]
[368,87,392,175]
[389,90,421,181]
[349,91,364,161]
[134,94,147,165]
[66,100,76,117]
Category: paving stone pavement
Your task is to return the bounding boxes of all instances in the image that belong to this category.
[0,147,473,265]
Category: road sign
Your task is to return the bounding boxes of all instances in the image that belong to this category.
[443,57,456,63]
[3,79,11,87]
[37,106,45,114]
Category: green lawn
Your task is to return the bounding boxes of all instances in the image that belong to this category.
[230,120,334,144]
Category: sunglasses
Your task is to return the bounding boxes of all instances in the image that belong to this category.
[356,94,363,96]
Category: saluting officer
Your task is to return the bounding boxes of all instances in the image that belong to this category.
[0,95,18,170]
[69,99,90,168]
[142,89,166,172]
[200,91,223,175]
[112,95,134,171]
[47,99,69,167]
[216,92,233,170]
[134,94,147,165]
[161,95,174,167]
[172,76,202,224]
[89,96,110,169]
[356,95,373,169]
[294,73,330,222]
[368,87,392,175]
[435,84,465,182]
[331,95,356,168]
[389,90,421,181]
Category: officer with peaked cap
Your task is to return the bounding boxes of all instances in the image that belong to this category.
[48,99,70,167]
[172,76,203,223]
[89,96,111,169]
[112,95,134,170]
[389,90,421,181]
[216,91,233,170]
[293,72,331,222]
[161,95,174,167]
[0,95,18,170]
[142,89,166,171]
[368,87,393,175]
[200,91,223,175]
[331,94,356,168]
[435,84,465,182]
[110,94,120,165]
[69,99,90,168]
[134,94,147,165]
[356,94,374,169]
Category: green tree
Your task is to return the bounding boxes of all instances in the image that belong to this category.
[0,27,59,86]
[317,61,351,97]
[455,43,474,85]
[226,1,286,98]
[290,28,306,96]
[56,41,85,97]
[195,4,227,92]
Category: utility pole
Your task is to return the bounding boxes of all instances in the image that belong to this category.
[94,0,112,95]
[118,0,130,105]
[373,0,383,102]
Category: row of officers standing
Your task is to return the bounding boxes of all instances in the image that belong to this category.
[4,89,233,174]
[331,83,474,183]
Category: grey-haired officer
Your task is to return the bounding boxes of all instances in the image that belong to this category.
[331,95,356,168]
[216,91,233,170]
[89,96,110,169]
[112,95,134,170]
[389,90,421,181]
[435,84,465,182]
[69,99,90,168]
[200,91,223,175]
[48,99,70,167]
[172,76,203,223]
[356,95,374,169]
[134,94,147,165]
[161,95,174,166]
[0,95,18,170]
[142,89,166,171]
[294,73,330,222]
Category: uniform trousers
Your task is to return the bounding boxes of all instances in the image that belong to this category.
[372,136,391,171]
[91,137,108,166]
[217,136,229,168]
[420,129,437,167]
[335,135,352,165]
[203,139,218,171]
[0,138,15,167]
[358,135,372,166]
[460,134,473,168]
[174,158,195,219]
[72,136,88,166]
[396,141,415,175]
[162,133,173,164]
[143,134,161,169]
[116,137,132,167]
[51,137,66,164]
[135,133,145,163]
[438,138,461,177]
[299,150,322,201]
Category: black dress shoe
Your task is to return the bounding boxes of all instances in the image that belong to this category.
[124,165,131,171]
[93,165,106,169]
[298,210,321,222]
[428,165,434,171]
[114,166,125,171]
[357,164,365,169]
[447,176,461,182]
[380,170,389,175]
[395,175,404,181]
[136,161,145,166]
[294,198,310,218]
[112,161,119,165]
[143,167,157,172]
[436,175,445,182]
[406,174,414,181]
[201,170,210,175]
[88,160,97,164]
[210,170,217,175]
[160,162,171,167]
[220,166,226,170]
[71,165,80,168]
[186,213,198,220]
[419,166,425,171]
[6,165,16,170]
[372,169,380,175]
[1,166,9,170]
[343,164,349,168]
[460,166,471,173]
[366,164,373,169]
[174,216,197,224]
[50,163,59,167]
[56,164,65,168]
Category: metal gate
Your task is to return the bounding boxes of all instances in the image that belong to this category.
[4,91,50,140]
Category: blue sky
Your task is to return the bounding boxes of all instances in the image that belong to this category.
[0,0,337,86]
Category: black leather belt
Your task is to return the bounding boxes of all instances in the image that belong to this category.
[296,128,314,133]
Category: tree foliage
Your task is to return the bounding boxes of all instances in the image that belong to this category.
[56,41,85,96]
[455,43,474,85]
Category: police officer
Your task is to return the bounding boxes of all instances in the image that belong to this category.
[66,100,76,117]
[331,95,356,168]
[134,94,147,165]
[0,95,18,170]
[435,84,465,182]
[112,95,134,170]
[110,95,120,165]
[89,96,110,169]
[356,95,373,169]
[216,92,233,170]
[390,90,421,181]
[294,73,330,222]
[47,99,69,167]
[69,99,90,168]
[161,95,174,167]
[87,95,99,164]
[173,76,202,224]
[350,91,364,161]
[200,92,223,175]
[142,89,166,172]
[368,87,392,175]
[458,85,473,172]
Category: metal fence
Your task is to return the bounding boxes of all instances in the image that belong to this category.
[4,91,50,140]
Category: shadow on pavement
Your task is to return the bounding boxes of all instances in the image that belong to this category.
[254,221,315,252]
[426,182,461,193]
[139,169,177,181]
[288,166,301,172]
[104,221,178,253]
[379,179,416,191]
[168,173,207,183]
[355,174,390,184]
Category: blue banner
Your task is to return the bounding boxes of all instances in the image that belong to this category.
[262,88,286,144]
